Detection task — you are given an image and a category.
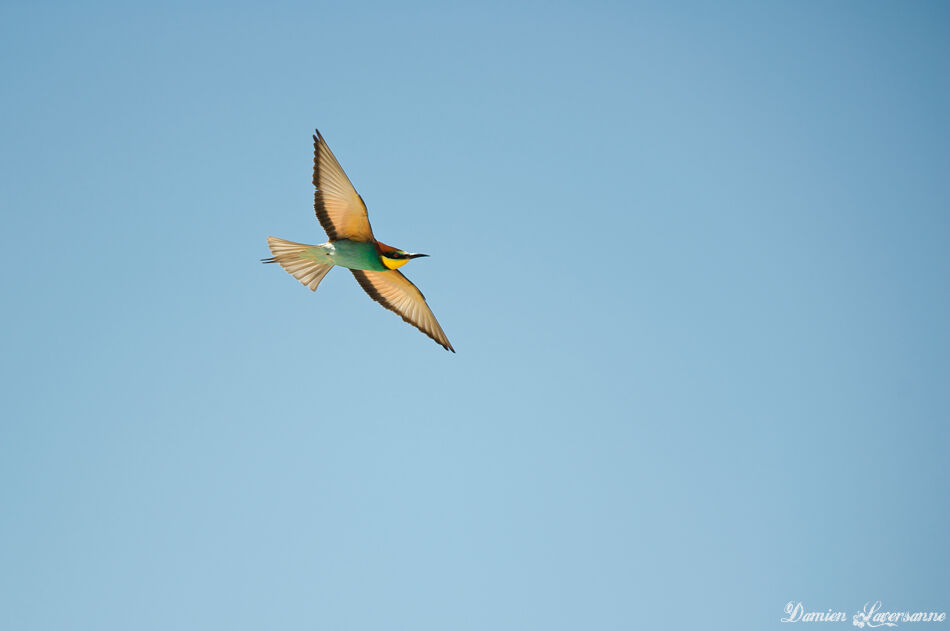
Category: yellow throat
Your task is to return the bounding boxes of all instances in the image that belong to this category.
[381,254,409,270]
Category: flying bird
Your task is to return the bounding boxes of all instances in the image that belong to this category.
[263,130,454,352]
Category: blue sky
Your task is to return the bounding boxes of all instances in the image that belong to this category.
[1,2,948,629]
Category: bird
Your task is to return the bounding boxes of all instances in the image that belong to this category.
[263,129,454,352]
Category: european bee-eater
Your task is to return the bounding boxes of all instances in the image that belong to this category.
[263,130,454,352]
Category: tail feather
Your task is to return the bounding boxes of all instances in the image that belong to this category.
[264,236,334,291]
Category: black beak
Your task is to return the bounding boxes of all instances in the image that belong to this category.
[408,253,429,259]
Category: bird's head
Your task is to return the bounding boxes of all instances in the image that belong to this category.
[378,242,428,270]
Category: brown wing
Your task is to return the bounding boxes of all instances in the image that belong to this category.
[351,269,454,352]
[313,130,375,241]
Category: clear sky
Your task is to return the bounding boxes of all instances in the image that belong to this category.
[2,2,948,629]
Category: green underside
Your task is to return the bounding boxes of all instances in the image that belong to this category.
[306,239,388,271]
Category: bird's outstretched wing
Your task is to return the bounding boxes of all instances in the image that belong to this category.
[351,269,454,352]
[313,129,375,242]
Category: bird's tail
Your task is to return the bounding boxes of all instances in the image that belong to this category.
[262,236,334,291]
